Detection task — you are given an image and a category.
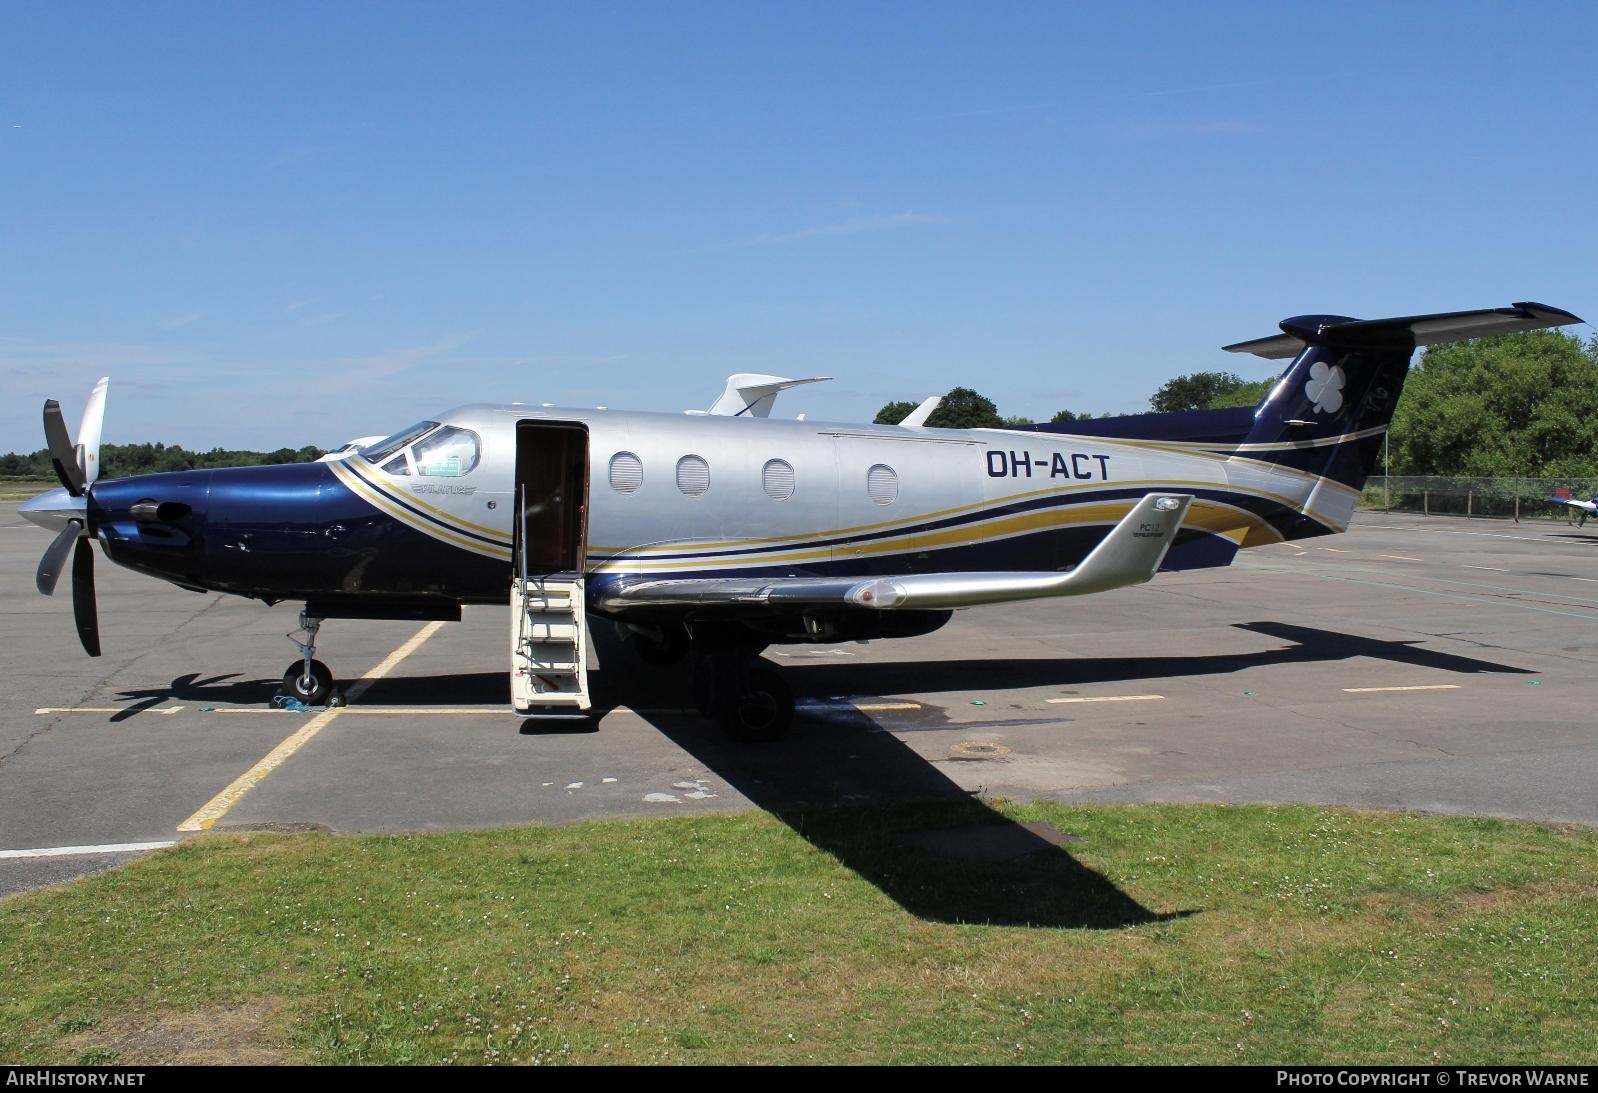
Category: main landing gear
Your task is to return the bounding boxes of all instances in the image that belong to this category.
[685,625,795,743]
[281,607,336,706]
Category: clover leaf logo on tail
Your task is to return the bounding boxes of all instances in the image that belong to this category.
[1304,361,1346,414]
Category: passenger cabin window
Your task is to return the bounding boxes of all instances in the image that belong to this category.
[676,455,710,496]
[609,452,643,493]
[413,426,481,477]
[867,464,899,504]
[762,459,795,501]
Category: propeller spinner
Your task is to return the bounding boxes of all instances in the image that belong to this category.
[21,378,108,657]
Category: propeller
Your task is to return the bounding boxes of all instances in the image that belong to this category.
[28,378,109,657]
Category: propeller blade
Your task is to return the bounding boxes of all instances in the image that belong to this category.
[36,519,81,596]
[76,377,110,489]
[72,536,101,657]
[43,399,85,496]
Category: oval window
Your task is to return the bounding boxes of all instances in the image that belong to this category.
[676,455,710,496]
[867,463,898,504]
[609,451,643,493]
[762,458,795,501]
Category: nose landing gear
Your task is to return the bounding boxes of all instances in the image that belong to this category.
[281,608,335,706]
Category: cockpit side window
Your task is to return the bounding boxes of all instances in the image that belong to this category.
[382,453,411,476]
[413,425,482,477]
[363,421,439,466]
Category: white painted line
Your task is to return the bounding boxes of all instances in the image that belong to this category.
[1046,694,1166,704]
[1341,684,1462,693]
[177,621,447,833]
[1571,577,1598,583]
[0,840,177,860]
[1463,565,1504,572]
[1379,555,1424,563]
[1357,523,1568,545]
[35,706,183,716]
[1320,547,1351,553]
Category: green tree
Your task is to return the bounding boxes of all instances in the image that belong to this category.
[1150,371,1247,412]
[1204,376,1276,409]
[1051,409,1093,423]
[924,387,1002,429]
[1390,330,1598,478]
[873,400,919,425]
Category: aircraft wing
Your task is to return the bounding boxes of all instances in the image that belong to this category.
[598,492,1193,613]
[1547,496,1598,514]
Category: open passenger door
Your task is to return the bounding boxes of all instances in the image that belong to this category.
[510,421,592,719]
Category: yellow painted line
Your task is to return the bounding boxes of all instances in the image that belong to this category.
[1341,684,1462,693]
[214,707,502,716]
[177,621,447,833]
[1046,694,1165,704]
[34,706,184,715]
[851,702,922,711]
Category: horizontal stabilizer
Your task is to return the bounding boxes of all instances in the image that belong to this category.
[1224,302,1583,359]
[599,493,1194,612]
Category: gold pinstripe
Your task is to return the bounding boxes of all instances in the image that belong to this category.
[341,458,510,538]
[329,460,512,561]
[589,495,1289,573]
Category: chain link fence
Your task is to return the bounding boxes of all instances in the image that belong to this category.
[1359,476,1598,522]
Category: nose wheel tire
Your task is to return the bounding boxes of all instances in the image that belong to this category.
[282,659,334,706]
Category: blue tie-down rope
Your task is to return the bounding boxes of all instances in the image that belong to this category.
[272,694,310,713]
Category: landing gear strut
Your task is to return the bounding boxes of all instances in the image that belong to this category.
[689,625,794,742]
[281,607,335,705]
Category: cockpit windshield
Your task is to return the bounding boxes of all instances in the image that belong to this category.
[362,421,438,465]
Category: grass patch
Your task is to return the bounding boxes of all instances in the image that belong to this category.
[1,803,1593,1064]
[0,478,55,502]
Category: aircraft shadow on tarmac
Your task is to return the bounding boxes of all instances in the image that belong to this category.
[577,619,1526,929]
[574,626,1187,930]
[769,620,1535,699]
[112,672,281,721]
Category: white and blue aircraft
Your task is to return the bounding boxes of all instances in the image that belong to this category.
[20,302,1581,739]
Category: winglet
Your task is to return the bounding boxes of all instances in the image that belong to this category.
[899,396,942,427]
[706,374,832,417]
[1055,491,1194,595]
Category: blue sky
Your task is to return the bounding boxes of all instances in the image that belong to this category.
[3,1,1595,453]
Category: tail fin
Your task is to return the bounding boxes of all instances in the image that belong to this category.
[1226,302,1582,534]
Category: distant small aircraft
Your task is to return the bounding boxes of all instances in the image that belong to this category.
[1547,492,1598,527]
[20,302,1581,739]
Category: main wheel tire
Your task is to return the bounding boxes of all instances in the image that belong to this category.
[718,662,794,743]
[282,659,334,706]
